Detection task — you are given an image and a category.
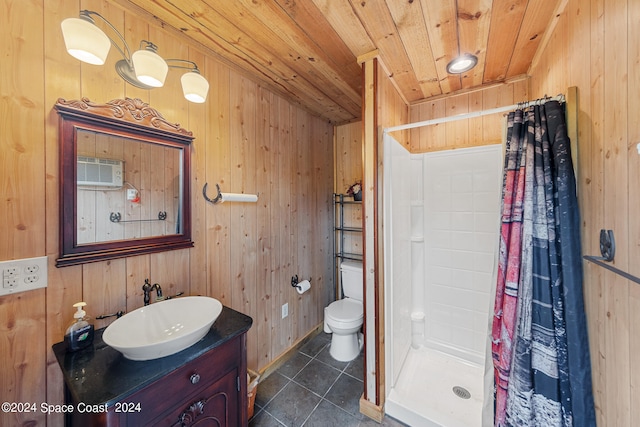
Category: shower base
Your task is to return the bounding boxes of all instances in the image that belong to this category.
[386,347,485,427]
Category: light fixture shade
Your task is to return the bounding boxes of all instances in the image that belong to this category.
[446,54,478,74]
[132,49,168,87]
[61,18,111,65]
[181,72,209,103]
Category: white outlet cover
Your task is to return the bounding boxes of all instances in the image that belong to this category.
[0,256,48,296]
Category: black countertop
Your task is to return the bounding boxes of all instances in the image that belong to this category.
[52,306,253,407]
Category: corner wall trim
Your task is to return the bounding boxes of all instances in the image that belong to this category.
[360,394,384,423]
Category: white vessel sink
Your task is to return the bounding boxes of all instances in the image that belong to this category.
[103,296,223,361]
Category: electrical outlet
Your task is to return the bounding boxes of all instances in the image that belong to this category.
[25,264,39,274]
[24,275,39,284]
[3,277,17,288]
[0,256,48,296]
[3,266,18,277]
[281,303,289,319]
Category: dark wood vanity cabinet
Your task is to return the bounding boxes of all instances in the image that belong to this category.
[53,307,252,427]
[101,336,242,426]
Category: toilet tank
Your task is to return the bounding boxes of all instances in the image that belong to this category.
[340,260,363,301]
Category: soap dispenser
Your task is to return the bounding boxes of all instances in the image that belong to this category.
[64,302,94,352]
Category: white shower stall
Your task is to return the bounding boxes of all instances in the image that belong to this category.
[383,134,503,427]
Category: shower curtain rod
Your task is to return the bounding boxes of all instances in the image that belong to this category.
[383,94,565,134]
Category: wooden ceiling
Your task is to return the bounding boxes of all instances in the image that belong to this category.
[123,0,564,124]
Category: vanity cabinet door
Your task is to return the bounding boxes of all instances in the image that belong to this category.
[156,369,239,426]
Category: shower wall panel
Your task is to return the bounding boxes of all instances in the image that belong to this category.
[423,145,502,364]
[384,135,413,386]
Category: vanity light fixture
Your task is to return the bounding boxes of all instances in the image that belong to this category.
[61,10,209,103]
[446,53,478,74]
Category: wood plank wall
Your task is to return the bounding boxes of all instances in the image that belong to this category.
[528,0,640,425]
[406,79,529,153]
[334,122,364,259]
[0,1,333,426]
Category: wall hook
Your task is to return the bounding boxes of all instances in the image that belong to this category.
[203,182,258,204]
[202,182,223,204]
[598,229,615,262]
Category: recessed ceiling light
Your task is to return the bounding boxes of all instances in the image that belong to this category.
[446,54,478,74]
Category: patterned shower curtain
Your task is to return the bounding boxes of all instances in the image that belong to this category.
[491,100,595,427]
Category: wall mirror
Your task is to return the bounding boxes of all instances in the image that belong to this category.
[55,97,193,267]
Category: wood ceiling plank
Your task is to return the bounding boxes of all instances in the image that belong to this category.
[349,0,425,102]
[385,0,441,98]
[120,0,357,122]
[507,0,560,78]
[115,0,562,120]
[273,0,362,89]
[457,0,493,89]
[204,0,361,115]
[231,0,361,105]
[310,0,377,58]
[483,0,528,82]
[419,0,462,94]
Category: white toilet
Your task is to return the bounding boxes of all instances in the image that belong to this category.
[324,260,364,362]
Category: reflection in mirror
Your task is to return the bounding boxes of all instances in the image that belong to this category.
[76,129,182,244]
[56,97,193,267]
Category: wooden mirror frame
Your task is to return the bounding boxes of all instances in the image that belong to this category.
[55,97,194,267]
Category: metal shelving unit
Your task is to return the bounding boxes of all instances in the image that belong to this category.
[333,193,363,298]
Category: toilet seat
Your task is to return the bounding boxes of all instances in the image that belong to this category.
[326,299,363,328]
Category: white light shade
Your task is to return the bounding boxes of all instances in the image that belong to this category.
[181,72,209,103]
[61,18,111,65]
[132,49,168,87]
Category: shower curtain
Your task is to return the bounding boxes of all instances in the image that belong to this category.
[491,100,595,427]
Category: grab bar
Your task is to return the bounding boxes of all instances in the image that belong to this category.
[583,256,640,285]
[110,211,167,223]
[583,229,640,285]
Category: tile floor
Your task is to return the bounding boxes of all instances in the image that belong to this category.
[249,332,407,427]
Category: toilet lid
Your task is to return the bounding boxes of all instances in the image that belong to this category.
[326,299,363,322]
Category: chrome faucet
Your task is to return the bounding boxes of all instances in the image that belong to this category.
[142,278,163,306]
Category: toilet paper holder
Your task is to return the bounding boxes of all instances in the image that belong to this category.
[291,275,311,290]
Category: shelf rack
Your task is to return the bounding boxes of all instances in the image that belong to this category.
[333,193,363,299]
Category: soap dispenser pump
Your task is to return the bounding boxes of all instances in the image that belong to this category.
[64,302,94,352]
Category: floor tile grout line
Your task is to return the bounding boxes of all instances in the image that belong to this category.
[301,395,363,426]
[255,372,302,412]
[289,377,332,400]
[280,352,315,381]
[253,405,288,426]
[299,397,325,426]
[342,369,365,382]
[262,353,363,411]
[321,370,345,399]
[254,344,327,416]
[252,335,368,427]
